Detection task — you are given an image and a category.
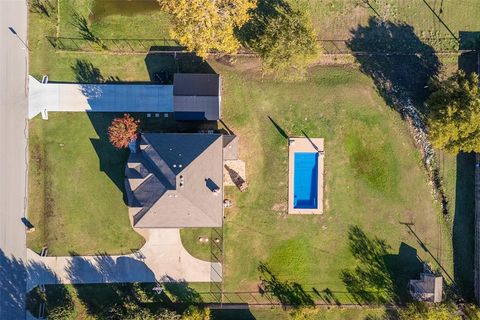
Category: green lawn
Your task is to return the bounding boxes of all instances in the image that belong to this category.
[27,113,145,255]
[181,64,454,304]
[57,0,170,39]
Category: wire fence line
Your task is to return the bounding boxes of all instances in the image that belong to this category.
[176,288,393,307]
[45,35,469,55]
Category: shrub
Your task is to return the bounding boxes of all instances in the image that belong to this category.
[108,114,140,149]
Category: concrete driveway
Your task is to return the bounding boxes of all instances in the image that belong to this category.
[27,228,221,290]
[29,76,173,118]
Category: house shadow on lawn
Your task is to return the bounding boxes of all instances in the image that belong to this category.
[347,17,440,114]
[87,112,130,203]
[452,152,476,301]
[87,112,222,204]
[341,226,423,305]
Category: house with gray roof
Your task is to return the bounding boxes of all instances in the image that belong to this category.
[173,73,221,121]
[125,133,236,228]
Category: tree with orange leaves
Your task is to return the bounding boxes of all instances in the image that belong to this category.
[108,114,140,149]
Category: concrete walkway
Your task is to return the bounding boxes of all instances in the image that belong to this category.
[28,76,173,119]
[27,228,221,291]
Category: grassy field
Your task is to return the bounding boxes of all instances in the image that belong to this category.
[27,113,145,255]
[29,0,480,82]
[180,63,454,304]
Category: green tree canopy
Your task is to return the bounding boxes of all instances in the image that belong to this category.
[426,70,480,153]
[399,303,461,320]
[182,306,211,320]
[159,0,256,58]
[240,2,319,80]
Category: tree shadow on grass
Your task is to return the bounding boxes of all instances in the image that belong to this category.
[63,254,176,318]
[161,276,203,305]
[341,226,423,305]
[257,262,314,309]
[452,152,476,300]
[1,248,65,319]
[347,17,440,114]
[458,32,480,75]
[27,285,74,319]
[144,51,215,83]
[71,59,122,83]
[71,10,105,48]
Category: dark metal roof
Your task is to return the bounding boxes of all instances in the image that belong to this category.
[173,96,220,120]
[173,73,220,96]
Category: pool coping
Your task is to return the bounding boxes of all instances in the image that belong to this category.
[288,137,324,214]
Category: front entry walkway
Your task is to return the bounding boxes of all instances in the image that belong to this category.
[27,228,221,291]
[28,76,173,119]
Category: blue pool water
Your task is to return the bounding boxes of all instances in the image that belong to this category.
[293,152,318,209]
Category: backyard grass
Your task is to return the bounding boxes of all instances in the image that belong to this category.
[180,64,454,303]
[27,113,145,255]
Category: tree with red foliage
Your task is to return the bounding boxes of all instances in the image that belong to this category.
[108,114,140,149]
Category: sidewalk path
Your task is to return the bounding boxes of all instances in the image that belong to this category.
[27,228,221,291]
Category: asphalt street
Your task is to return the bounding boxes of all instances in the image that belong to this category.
[0,0,29,319]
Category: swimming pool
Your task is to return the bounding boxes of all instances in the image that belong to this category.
[293,152,318,209]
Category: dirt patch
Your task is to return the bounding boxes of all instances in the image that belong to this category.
[272,202,287,212]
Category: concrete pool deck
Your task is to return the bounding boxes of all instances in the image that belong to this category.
[288,137,324,214]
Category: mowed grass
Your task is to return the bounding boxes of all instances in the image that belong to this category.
[308,0,480,43]
[27,113,145,255]
[57,0,171,39]
[181,64,452,299]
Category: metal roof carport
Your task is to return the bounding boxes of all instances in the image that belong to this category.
[29,76,173,119]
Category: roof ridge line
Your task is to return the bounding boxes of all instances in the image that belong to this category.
[176,192,219,226]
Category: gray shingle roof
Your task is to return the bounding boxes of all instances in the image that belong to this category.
[125,133,223,228]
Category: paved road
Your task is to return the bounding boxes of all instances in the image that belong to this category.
[0,0,28,319]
